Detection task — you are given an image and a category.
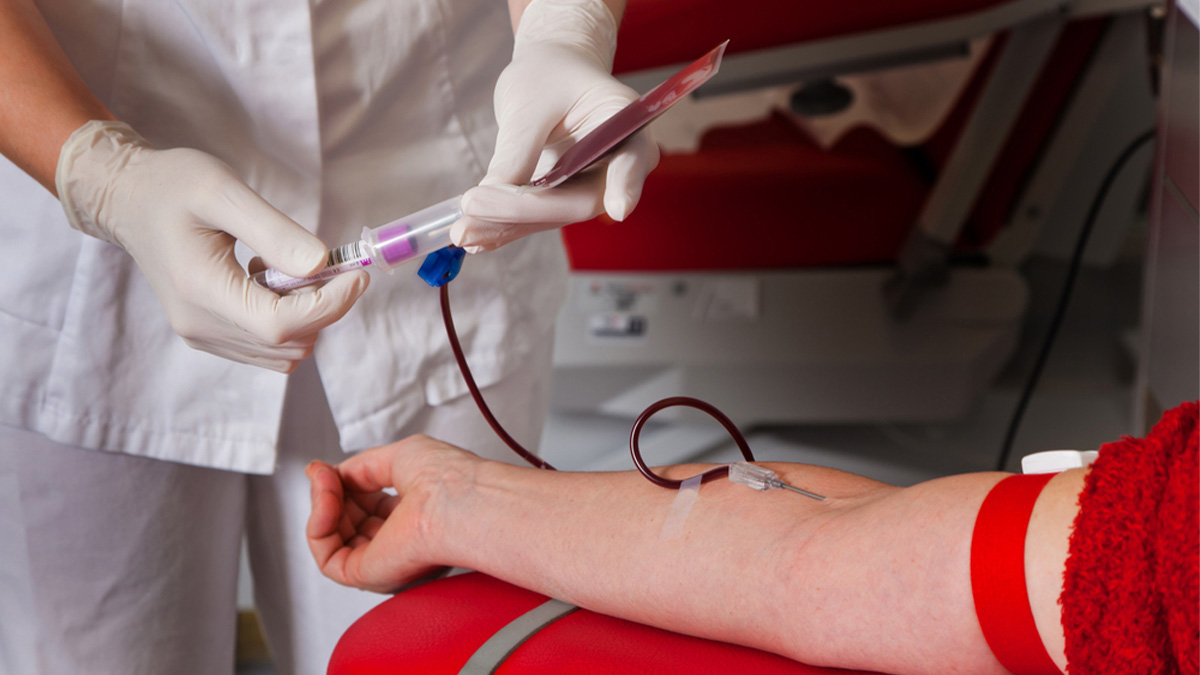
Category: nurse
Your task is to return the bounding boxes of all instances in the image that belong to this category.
[0,0,656,672]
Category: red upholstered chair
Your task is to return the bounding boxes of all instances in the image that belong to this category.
[567,17,1114,273]
[328,571,882,675]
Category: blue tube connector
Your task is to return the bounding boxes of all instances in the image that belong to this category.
[418,247,467,288]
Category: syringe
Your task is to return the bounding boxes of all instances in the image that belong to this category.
[251,196,462,293]
[251,41,730,293]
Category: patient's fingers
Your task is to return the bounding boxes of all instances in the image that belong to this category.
[335,445,403,494]
[374,493,402,519]
[307,479,373,586]
[342,495,367,522]
[307,462,343,533]
[316,545,356,588]
[308,437,478,591]
[338,508,358,543]
[358,516,386,540]
[307,464,350,572]
[347,487,396,520]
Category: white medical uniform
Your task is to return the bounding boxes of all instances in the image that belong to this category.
[0,0,567,672]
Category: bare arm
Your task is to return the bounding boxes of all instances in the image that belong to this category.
[0,0,114,193]
[307,436,1084,675]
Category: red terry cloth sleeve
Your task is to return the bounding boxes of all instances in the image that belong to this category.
[1061,400,1198,675]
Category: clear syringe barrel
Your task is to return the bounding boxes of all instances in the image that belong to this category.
[251,195,462,292]
[363,195,461,272]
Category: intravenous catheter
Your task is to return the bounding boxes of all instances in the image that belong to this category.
[728,462,826,500]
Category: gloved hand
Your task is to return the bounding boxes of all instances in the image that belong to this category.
[56,120,369,373]
[451,0,659,252]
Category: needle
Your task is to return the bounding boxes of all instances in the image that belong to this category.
[768,478,826,501]
[728,461,826,501]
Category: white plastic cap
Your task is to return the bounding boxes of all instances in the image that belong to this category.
[1021,450,1099,475]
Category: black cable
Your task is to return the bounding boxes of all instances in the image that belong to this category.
[995,129,1156,472]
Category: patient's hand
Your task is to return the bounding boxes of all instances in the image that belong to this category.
[305,434,483,593]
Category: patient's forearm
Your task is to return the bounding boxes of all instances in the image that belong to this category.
[436,462,883,659]
[431,461,1082,675]
[309,438,1084,675]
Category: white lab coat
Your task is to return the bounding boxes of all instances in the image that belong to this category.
[0,0,568,473]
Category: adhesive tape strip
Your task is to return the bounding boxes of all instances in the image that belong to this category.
[659,474,702,541]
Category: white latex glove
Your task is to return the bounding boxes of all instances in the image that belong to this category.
[56,120,369,373]
[451,0,659,252]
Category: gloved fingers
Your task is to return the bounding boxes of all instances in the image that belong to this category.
[602,132,659,222]
[173,293,318,360]
[485,98,565,187]
[453,173,606,250]
[173,264,322,345]
[186,335,315,361]
[181,336,313,373]
[275,269,369,337]
[568,81,640,136]
[246,255,325,295]
[519,85,635,184]
[236,269,369,346]
[197,167,328,278]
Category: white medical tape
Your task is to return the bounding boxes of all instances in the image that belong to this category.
[659,474,702,541]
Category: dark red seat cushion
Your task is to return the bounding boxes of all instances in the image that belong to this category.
[561,112,929,271]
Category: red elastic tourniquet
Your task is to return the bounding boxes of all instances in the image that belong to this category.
[971,473,1062,675]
